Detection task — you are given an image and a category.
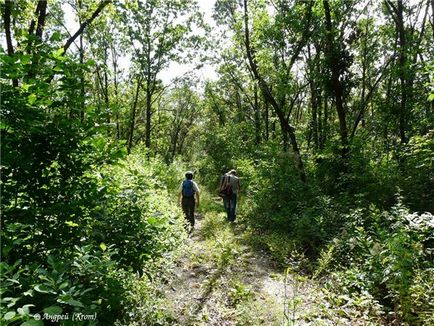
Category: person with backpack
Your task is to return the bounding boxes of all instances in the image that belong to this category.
[219,169,240,222]
[178,171,200,232]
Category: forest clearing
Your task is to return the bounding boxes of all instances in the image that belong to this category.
[1,0,433,325]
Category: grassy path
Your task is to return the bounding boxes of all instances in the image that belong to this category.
[165,195,286,325]
[164,194,375,325]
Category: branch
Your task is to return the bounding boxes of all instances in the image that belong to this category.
[62,1,111,54]
[384,0,399,26]
[350,55,396,138]
[287,1,314,72]
[285,83,309,123]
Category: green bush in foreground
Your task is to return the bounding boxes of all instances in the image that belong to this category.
[316,202,434,324]
[1,151,186,325]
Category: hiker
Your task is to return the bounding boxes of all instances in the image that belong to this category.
[178,171,200,231]
[219,169,240,222]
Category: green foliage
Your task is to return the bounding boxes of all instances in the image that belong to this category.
[1,42,185,325]
[237,147,341,258]
[399,132,434,212]
[89,152,186,273]
[316,202,434,324]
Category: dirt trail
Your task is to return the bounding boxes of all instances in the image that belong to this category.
[164,200,376,326]
[165,208,291,325]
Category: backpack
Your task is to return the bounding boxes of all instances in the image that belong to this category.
[182,180,195,197]
[219,175,233,197]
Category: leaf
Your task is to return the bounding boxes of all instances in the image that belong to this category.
[50,31,62,42]
[100,243,107,252]
[43,305,63,315]
[7,278,20,284]
[4,311,16,320]
[34,284,51,293]
[147,217,158,225]
[28,94,37,105]
[52,48,65,59]
[23,290,34,297]
[65,221,79,227]
[58,281,69,290]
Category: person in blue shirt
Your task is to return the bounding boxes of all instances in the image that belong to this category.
[178,171,200,232]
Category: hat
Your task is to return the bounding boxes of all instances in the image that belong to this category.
[185,171,194,177]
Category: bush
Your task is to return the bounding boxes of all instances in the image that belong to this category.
[316,201,434,324]
[1,147,186,324]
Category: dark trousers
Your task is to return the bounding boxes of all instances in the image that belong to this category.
[182,196,195,227]
[223,193,237,221]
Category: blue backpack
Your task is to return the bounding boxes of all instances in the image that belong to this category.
[182,180,195,197]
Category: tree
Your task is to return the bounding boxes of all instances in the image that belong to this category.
[117,0,205,152]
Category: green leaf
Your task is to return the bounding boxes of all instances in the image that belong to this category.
[52,48,65,59]
[28,94,37,105]
[100,243,107,252]
[58,281,69,290]
[43,305,63,315]
[50,31,62,42]
[21,83,32,91]
[65,221,79,227]
[4,311,16,320]
[147,217,159,226]
[34,284,51,293]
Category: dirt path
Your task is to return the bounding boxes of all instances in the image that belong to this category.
[164,201,290,325]
[164,200,374,326]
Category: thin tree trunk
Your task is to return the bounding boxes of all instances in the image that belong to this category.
[323,0,349,161]
[111,46,121,140]
[265,96,269,141]
[128,76,142,154]
[322,96,328,148]
[243,0,306,182]
[397,0,408,144]
[254,82,261,145]
[385,0,409,144]
[145,78,152,149]
[103,47,110,125]
[2,1,18,87]
[79,0,85,122]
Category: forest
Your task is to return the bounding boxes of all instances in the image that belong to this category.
[1,0,433,325]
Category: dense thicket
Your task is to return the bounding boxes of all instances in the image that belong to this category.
[1,0,433,325]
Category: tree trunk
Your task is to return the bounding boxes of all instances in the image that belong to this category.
[254,82,261,145]
[323,0,349,161]
[145,78,152,149]
[265,96,269,141]
[111,45,121,140]
[128,76,142,154]
[396,0,408,144]
[2,0,18,87]
[322,96,329,149]
[243,0,306,183]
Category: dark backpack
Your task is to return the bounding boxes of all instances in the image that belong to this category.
[182,180,195,197]
[219,175,233,197]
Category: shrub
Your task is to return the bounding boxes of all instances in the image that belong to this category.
[316,202,434,324]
